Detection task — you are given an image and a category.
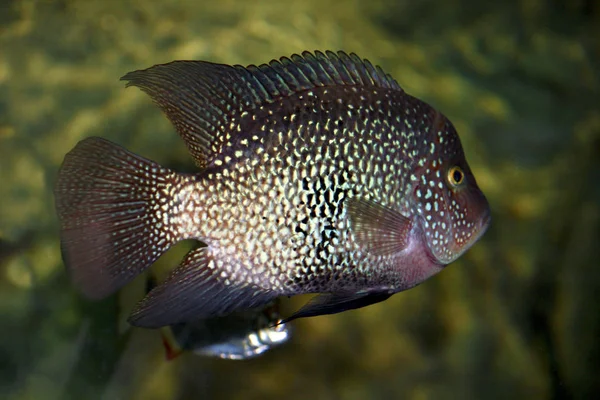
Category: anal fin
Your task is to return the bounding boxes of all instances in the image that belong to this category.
[128,247,277,328]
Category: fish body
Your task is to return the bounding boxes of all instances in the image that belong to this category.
[54,51,490,328]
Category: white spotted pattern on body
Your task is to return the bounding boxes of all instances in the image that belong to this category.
[54,51,490,328]
[173,86,439,292]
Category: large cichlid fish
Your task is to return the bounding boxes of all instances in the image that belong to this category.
[55,50,491,328]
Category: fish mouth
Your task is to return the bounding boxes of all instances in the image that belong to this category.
[472,207,492,244]
[452,206,492,261]
[416,205,491,266]
[480,207,492,234]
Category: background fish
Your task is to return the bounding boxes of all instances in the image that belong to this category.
[162,299,291,360]
[139,274,292,360]
[54,50,490,329]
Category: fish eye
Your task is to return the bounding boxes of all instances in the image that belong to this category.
[447,166,464,187]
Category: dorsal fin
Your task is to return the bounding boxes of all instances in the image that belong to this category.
[121,50,402,168]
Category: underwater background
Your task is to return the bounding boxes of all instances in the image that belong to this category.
[0,0,598,399]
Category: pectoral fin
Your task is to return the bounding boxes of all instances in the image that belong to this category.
[346,197,412,256]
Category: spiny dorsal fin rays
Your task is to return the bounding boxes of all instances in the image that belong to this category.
[121,62,248,169]
[121,51,403,169]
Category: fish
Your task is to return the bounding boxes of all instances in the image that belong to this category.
[141,275,291,360]
[161,299,291,360]
[54,50,491,329]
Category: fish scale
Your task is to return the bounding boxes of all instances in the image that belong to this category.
[54,50,490,328]
[176,88,422,291]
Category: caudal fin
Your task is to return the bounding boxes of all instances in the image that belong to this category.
[54,137,186,300]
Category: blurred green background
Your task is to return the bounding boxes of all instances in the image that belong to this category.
[0,0,598,399]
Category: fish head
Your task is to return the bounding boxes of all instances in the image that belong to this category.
[411,114,491,265]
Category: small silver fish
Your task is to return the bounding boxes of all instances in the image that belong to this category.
[54,50,491,328]
[162,300,291,360]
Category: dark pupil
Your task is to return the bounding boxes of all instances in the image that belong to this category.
[453,169,463,183]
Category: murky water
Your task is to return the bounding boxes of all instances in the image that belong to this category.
[1,1,598,399]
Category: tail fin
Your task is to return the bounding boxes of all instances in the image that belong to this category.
[54,137,186,300]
